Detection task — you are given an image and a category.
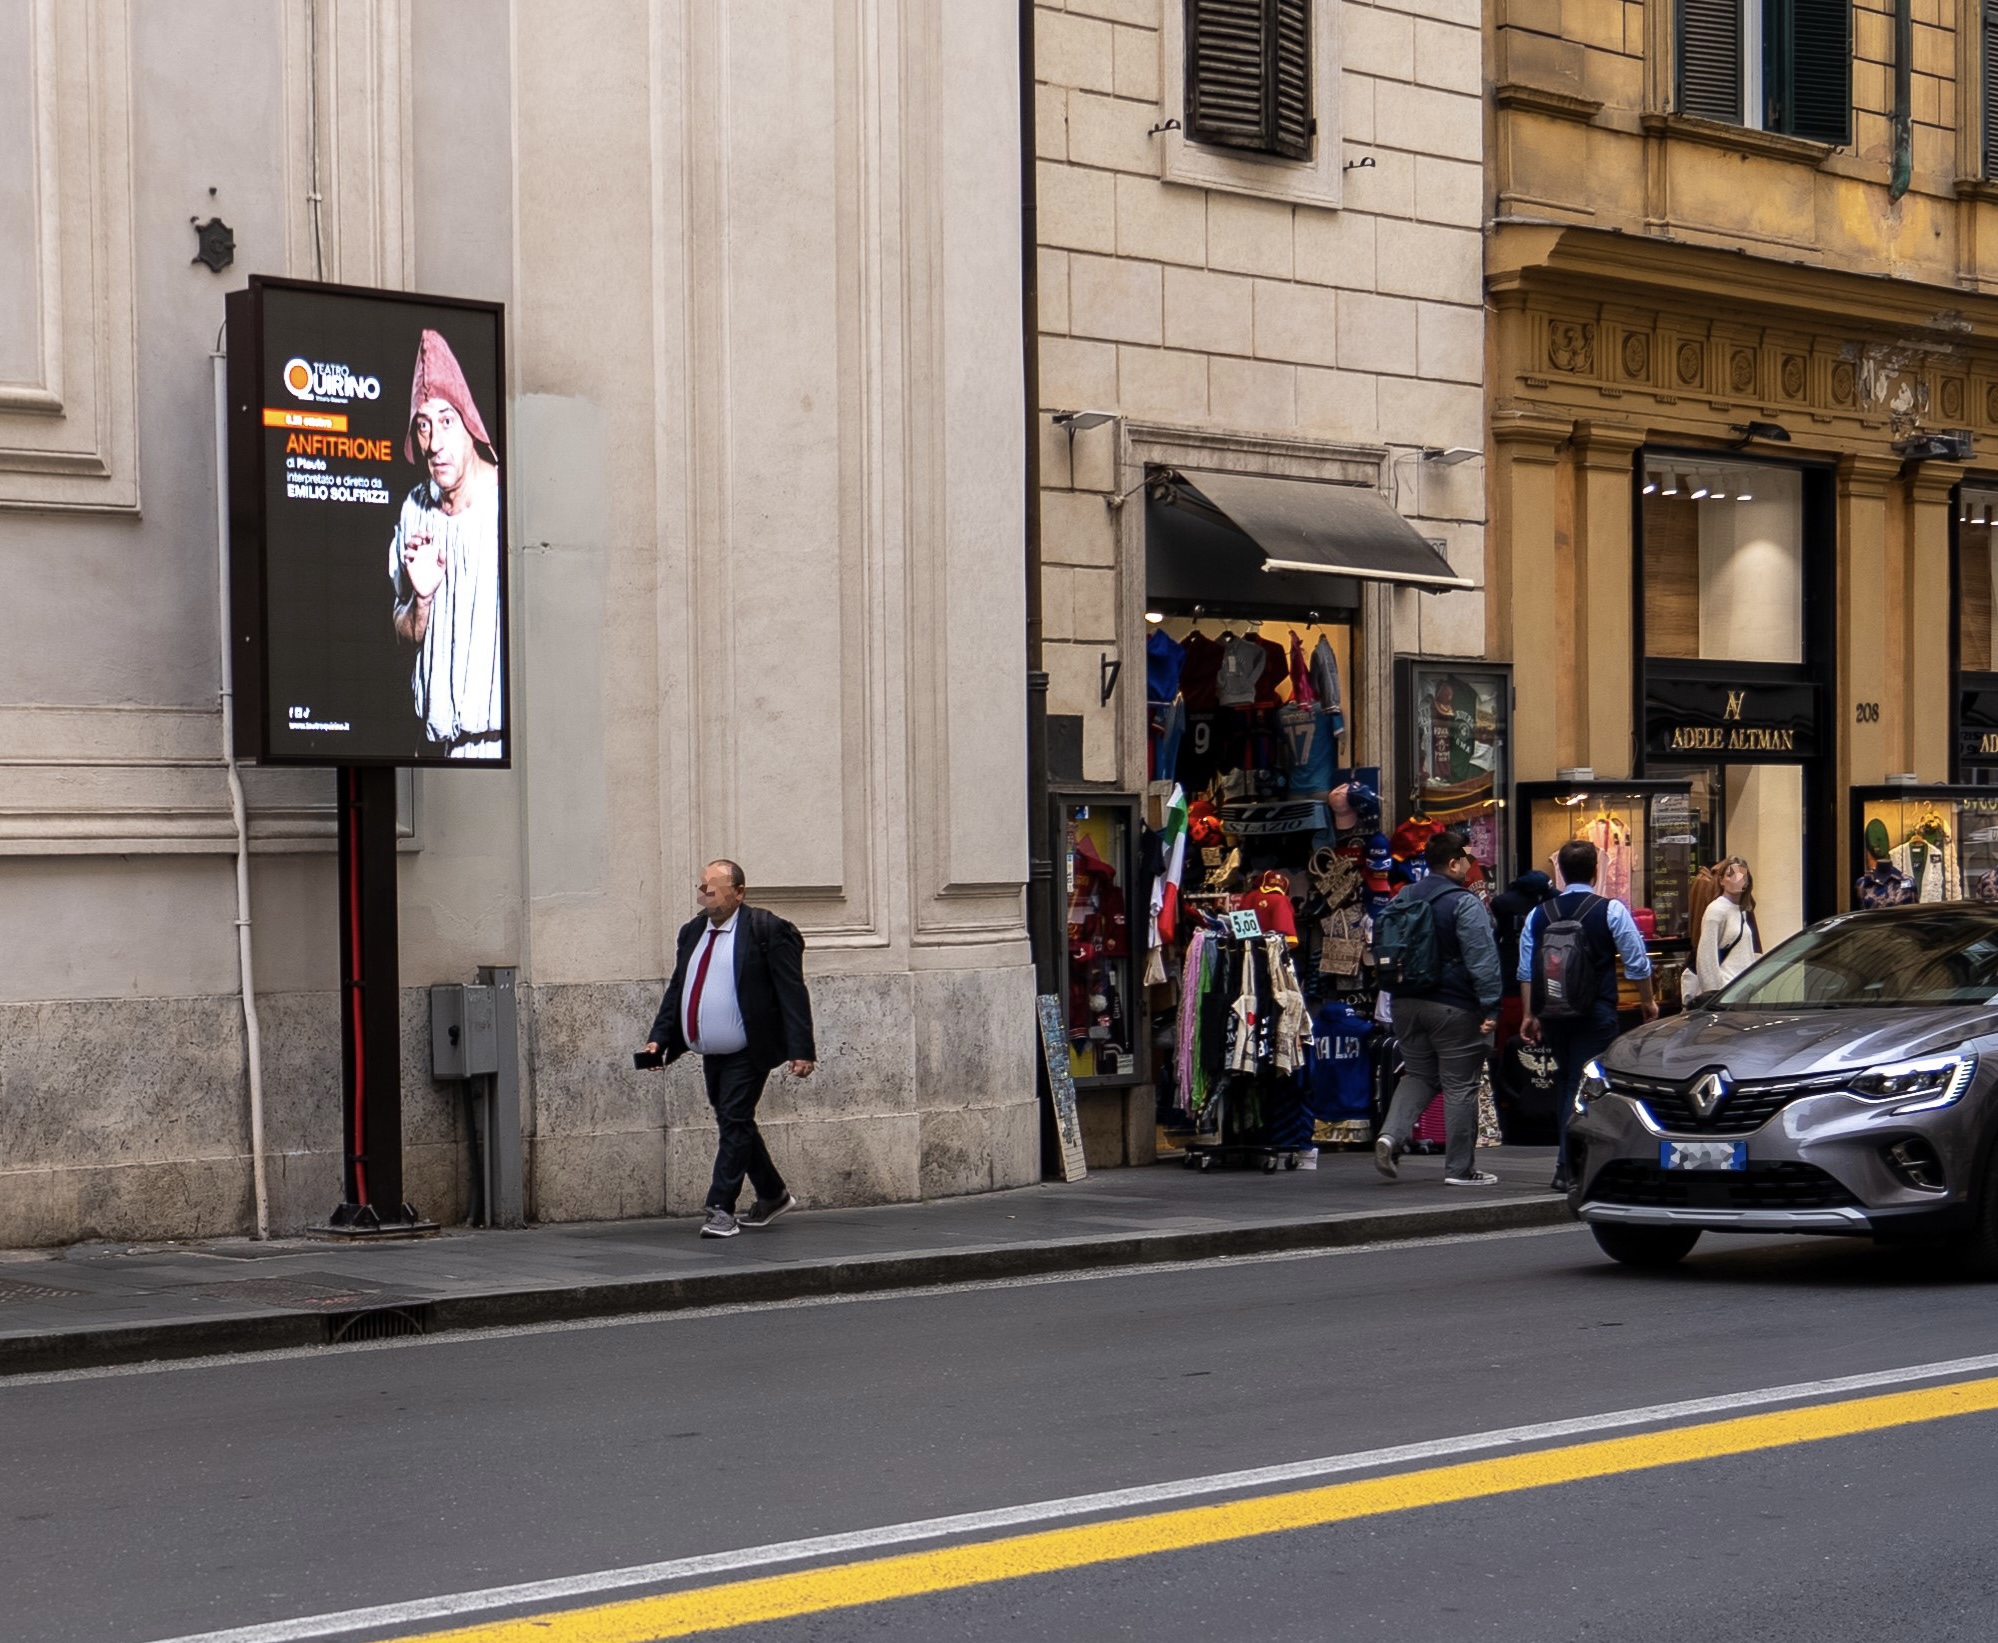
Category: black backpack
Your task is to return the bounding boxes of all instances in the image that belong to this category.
[1372,884,1462,993]
[1532,894,1604,1020]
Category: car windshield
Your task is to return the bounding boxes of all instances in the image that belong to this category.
[1711,912,1998,1010]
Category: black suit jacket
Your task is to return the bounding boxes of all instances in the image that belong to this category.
[649,904,817,1073]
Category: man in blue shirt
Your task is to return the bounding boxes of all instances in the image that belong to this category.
[1518,838,1657,1193]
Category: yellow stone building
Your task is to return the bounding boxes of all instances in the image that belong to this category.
[1489,0,1998,954]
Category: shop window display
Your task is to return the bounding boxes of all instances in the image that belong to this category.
[1852,788,1998,907]
[1395,660,1511,878]
[1516,780,1706,1006]
[1060,802,1136,1083]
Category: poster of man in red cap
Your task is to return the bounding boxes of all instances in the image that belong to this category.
[226,278,509,766]
[390,328,505,758]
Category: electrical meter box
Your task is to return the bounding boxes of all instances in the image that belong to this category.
[430,983,499,1078]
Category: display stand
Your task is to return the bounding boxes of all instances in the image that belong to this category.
[317,766,435,1238]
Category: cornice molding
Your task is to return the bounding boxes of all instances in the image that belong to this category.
[1637,111,1837,167]
[1487,223,1998,338]
[1494,82,1603,123]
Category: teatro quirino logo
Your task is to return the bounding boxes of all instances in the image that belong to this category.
[282,356,383,404]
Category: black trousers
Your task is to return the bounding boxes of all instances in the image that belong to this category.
[1546,1000,1621,1176]
[702,1050,786,1211]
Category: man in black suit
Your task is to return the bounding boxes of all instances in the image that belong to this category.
[644,860,817,1238]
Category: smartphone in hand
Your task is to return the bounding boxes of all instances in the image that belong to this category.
[633,1050,664,1070]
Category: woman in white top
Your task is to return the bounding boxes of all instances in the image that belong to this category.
[1694,857,1761,998]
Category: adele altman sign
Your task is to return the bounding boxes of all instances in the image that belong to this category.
[226,277,510,767]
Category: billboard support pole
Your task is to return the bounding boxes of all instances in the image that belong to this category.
[322,765,432,1236]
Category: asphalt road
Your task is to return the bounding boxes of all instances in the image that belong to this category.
[7,1223,1998,1643]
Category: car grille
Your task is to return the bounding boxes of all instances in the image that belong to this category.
[1585,1160,1859,1212]
[1607,1071,1848,1136]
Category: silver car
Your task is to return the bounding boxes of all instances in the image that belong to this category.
[1571,904,1998,1270]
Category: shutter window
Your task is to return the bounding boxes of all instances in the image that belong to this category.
[1774,0,1850,145]
[1982,0,1998,175]
[1185,0,1313,162]
[1678,0,1744,123]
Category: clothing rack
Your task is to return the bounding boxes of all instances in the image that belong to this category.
[1175,923,1313,1174]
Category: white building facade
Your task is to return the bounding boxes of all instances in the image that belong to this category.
[0,0,1037,1243]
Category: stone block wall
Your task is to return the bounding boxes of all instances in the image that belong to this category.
[0,962,1038,1248]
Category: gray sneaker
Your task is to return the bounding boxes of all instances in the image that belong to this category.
[699,1207,739,1238]
[1373,1135,1400,1180]
[1444,1169,1500,1187]
[738,1192,796,1229]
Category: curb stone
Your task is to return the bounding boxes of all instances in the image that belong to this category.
[0,1194,1576,1377]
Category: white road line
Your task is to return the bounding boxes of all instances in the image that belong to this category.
[0,1222,1582,1389]
[142,1348,1998,1643]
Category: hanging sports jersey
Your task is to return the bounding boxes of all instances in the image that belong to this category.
[1305,1001,1373,1120]
[1179,632,1224,710]
[1146,629,1186,704]
[1278,702,1338,795]
[1177,710,1244,791]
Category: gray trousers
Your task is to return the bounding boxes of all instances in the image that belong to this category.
[1384,994,1490,1178]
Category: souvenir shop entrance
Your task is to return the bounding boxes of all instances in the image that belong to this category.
[1133,466,1470,1165]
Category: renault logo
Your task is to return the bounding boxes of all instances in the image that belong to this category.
[1688,1069,1732,1118]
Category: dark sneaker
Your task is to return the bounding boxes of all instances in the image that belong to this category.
[1373,1135,1400,1181]
[699,1207,739,1238]
[1444,1170,1501,1187]
[1549,1172,1574,1194]
[739,1192,796,1229]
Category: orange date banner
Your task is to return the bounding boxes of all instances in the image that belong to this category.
[262,407,349,432]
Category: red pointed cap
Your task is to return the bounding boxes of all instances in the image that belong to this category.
[405,328,494,465]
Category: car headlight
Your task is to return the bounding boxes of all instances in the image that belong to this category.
[1849,1053,1977,1115]
[1575,1058,1610,1118]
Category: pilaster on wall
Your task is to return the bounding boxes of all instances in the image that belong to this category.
[283,0,413,288]
[1904,468,1957,784]
[1489,413,1569,780]
[1838,455,1900,884]
[1569,423,1643,777]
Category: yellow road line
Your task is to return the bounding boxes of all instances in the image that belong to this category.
[385,1375,1998,1643]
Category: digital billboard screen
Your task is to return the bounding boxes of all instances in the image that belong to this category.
[227,277,509,766]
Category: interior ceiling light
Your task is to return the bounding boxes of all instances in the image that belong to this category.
[1660,471,1680,496]
[1642,473,1658,495]
[1690,477,1711,499]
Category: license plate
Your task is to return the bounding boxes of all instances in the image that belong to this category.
[1660,1140,1747,1171]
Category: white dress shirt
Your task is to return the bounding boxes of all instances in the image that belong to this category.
[682,912,748,1055]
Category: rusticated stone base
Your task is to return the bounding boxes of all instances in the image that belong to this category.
[0,962,1038,1246]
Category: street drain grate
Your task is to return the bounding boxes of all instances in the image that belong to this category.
[327,1306,432,1345]
[0,1278,81,1303]
[193,1272,408,1310]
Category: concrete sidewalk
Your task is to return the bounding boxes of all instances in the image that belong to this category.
[0,1147,1572,1375]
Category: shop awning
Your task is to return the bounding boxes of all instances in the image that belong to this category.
[1145,469,1472,612]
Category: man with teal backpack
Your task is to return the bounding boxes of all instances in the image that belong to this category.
[1372,830,1503,1187]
